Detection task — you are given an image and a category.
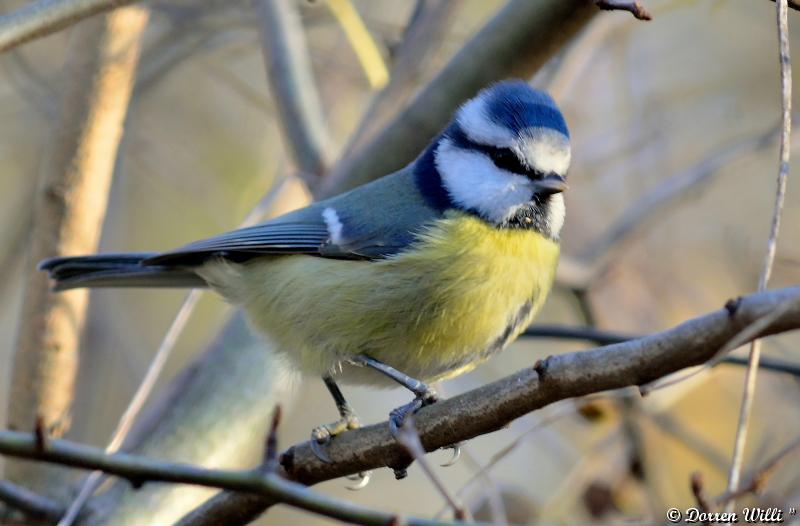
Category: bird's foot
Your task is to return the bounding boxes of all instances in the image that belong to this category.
[388,386,439,437]
[310,413,361,463]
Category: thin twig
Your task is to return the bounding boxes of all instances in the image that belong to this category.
[0,431,483,526]
[718,437,800,506]
[726,0,792,508]
[0,0,141,53]
[0,481,64,522]
[690,472,714,521]
[594,0,652,20]
[395,417,470,521]
[326,0,389,89]
[256,0,333,182]
[434,405,577,519]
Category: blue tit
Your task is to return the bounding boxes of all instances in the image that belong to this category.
[40,79,570,457]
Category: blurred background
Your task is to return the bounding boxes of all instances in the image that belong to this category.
[1,0,799,524]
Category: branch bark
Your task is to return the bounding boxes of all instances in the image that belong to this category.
[4,5,149,495]
[0,432,482,526]
[0,0,140,53]
[175,286,800,525]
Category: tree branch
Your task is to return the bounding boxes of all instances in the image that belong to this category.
[0,481,64,522]
[522,325,800,377]
[4,5,149,494]
[0,0,140,53]
[0,432,482,526]
[175,286,800,525]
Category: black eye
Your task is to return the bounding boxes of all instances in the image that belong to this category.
[488,148,539,178]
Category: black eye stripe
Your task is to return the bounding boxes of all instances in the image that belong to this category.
[448,125,545,179]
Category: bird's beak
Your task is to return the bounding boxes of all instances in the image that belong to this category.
[532,174,568,195]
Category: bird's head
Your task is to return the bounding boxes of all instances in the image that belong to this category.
[416,80,571,240]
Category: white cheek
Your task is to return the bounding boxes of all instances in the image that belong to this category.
[456,95,516,147]
[547,193,566,236]
[435,139,533,223]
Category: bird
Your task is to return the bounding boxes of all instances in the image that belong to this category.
[40,79,570,469]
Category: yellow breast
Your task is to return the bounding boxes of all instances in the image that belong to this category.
[212,212,560,385]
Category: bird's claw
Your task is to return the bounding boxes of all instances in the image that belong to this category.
[345,470,372,490]
[440,442,462,467]
[310,414,360,464]
[309,434,333,463]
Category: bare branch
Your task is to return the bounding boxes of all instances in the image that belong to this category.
[256,0,333,180]
[175,286,800,525]
[717,437,800,506]
[0,481,64,522]
[522,324,800,377]
[594,0,652,20]
[0,431,483,526]
[0,0,140,53]
[726,0,792,507]
[5,5,149,493]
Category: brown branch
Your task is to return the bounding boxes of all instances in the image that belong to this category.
[0,431,482,526]
[594,0,652,20]
[4,5,149,494]
[175,286,800,526]
[0,0,141,53]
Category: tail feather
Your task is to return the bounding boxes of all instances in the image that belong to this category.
[39,253,208,291]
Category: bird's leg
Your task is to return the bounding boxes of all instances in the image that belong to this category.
[352,354,439,436]
[310,375,361,463]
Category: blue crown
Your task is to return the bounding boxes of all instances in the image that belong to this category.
[482,80,569,138]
